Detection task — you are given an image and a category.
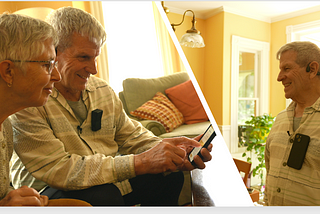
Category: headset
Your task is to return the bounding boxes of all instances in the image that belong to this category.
[306,61,320,75]
[306,62,311,72]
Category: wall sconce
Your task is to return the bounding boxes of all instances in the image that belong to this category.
[162,2,205,48]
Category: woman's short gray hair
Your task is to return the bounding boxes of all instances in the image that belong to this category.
[46,7,106,52]
[276,41,320,67]
[0,13,58,65]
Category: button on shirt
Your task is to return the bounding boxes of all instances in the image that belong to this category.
[264,98,320,206]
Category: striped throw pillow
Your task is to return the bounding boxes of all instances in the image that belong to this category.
[130,92,184,132]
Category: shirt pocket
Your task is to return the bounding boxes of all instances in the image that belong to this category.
[89,116,117,155]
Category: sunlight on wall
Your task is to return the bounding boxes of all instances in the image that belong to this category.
[102,1,163,94]
[13,7,53,20]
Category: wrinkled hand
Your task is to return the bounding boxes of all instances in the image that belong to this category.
[176,134,213,171]
[134,136,201,175]
[0,186,48,206]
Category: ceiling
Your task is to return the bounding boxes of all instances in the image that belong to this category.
[163,1,320,22]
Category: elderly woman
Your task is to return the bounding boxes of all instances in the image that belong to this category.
[0,13,61,206]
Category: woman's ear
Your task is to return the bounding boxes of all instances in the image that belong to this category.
[0,60,15,86]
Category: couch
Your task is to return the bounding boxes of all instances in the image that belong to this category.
[119,72,211,139]
[119,72,211,206]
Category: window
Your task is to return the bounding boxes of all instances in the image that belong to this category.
[230,36,270,153]
[287,19,320,45]
[238,52,259,126]
[102,1,164,94]
[286,20,320,107]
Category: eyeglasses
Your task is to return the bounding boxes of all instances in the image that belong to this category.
[11,60,57,75]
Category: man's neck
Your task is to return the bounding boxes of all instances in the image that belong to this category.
[294,95,320,117]
[55,83,82,101]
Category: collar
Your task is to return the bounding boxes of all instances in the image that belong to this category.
[288,96,320,113]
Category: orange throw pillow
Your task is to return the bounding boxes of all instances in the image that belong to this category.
[130,92,184,132]
[165,80,208,124]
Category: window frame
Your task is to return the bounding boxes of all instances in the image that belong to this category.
[286,20,320,107]
[230,35,270,153]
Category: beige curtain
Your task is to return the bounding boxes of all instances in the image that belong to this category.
[152,2,185,75]
[89,1,109,83]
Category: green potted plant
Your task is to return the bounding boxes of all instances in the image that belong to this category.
[240,113,275,186]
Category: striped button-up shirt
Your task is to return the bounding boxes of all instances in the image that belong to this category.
[0,119,14,200]
[264,97,320,205]
[10,76,161,195]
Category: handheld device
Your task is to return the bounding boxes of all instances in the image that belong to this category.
[287,133,310,170]
[188,124,216,166]
[91,109,103,131]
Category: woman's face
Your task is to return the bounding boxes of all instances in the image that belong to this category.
[13,38,61,108]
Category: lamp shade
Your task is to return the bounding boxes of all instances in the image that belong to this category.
[180,32,205,48]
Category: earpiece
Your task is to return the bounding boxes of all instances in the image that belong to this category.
[306,62,320,75]
[306,62,311,72]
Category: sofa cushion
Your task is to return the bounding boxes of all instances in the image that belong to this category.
[122,72,190,115]
[130,92,184,132]
[165,80,209,124]
[159,121,211,138]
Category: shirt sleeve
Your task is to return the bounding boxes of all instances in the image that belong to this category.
[10,105,160,192]
[263,134,270,206]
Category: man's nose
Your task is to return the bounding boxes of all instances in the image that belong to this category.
[277,71,284,82]
[85,60,98,75]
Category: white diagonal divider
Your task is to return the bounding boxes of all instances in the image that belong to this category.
[155,1,253,206]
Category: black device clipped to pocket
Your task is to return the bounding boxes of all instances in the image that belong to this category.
[91,109,103,131]
[287,133,310,170]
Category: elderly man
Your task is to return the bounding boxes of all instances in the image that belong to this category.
[264,41,320,206]
[0,13,61,206]
[10,7,212,206]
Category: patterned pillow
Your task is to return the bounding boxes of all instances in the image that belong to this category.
[130,92,184,132]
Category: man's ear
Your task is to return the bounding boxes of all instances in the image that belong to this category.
[0,60,15,85]
[307,61,320,79]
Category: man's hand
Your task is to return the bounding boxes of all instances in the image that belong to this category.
[176,134,213,171]
[134,136,201,175]
[0,186,48,206]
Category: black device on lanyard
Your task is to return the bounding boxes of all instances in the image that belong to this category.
[91,109,103,131]
[287,133,310,170]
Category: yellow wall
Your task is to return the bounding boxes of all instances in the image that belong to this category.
[166,12,206,92]
[203,12,224,125]
[270,11,320,116]
[0,1,72,13]
[0,1,91,13]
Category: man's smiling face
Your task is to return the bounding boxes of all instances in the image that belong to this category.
[55,33,101,100]
[277,50,310,102]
